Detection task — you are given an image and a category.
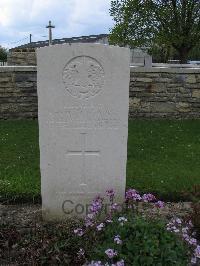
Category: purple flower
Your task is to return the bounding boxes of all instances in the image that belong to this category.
[85,213,95,227]
[182,233,190,241]
[74,228,84,236]
[77,248,85,257]
[118,216,128,226]
[106,219,113,223]
[105,248,118,259]
[88,261,103,266]
[114,235,122,245]
[85,218,94,228]
[155,201,164,208]
[96,223,105,231]
[111,203,119,211]
[194,245,200,258]
[89,196,103,214]
[182,227,189,234]
[191,257,197,264]
[175,218,182,224]
[126,189,141,201]
[189,238,197,246]
[142,193,156,202]
[106,189,115,200]
[115,260,125,266]
[188,220,194,228]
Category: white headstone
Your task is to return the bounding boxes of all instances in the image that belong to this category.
[37,44,130,220]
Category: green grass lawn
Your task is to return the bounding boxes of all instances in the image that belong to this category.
[0,120,200,202]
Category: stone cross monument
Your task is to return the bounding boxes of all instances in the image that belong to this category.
[46,20,55,45]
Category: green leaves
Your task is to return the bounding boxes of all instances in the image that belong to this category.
[110,0,200,63]
[89,213,189,265]
[0,46,7,62]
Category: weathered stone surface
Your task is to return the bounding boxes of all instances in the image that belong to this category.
[192,89,200,98]
[0,68,37,120]
[134,77,152,83]
[37,44,130,220]
[151,102,176,113]
[186,75,196,84]
[7,51,37,66]
[176,102,190,112]
[0,66,200,120]
[130,97,141,108]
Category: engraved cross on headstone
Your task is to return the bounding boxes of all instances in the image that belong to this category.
[66,133,100,191]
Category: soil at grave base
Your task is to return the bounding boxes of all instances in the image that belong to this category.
[0,202,193,265]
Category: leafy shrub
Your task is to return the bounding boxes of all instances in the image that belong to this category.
[88,212,189,266]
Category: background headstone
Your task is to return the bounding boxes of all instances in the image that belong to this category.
[37,44,130,220]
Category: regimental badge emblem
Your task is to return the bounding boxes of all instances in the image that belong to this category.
[62,56,105,99]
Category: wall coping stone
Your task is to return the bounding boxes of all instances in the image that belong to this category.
[0,66,200,74]
[130,66,200,74]
[0,66,37,72]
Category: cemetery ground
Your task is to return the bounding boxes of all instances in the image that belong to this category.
[0,119,200,203]
[0,119,200,265]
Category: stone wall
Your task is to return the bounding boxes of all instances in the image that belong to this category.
[0,67,37,119]
[7,49,37,66]
[0,66,200,119]
[129,67,200,118]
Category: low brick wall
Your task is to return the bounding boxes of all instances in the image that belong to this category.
[0,66,200,119]
[0,67,37,119]
[129,67,200,118]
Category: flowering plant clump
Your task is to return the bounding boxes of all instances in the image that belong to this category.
[166,217,200,264]
[72,188,197,265]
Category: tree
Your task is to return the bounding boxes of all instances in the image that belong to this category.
[0,46,7,62]
[110,0,200,63]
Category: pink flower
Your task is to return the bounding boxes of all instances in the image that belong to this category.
[105,248,118,259]
[142,193,156,202]
[74,228,84,236]
[155,201,164,208]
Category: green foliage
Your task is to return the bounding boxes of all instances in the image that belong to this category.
[0,120,200,202]
[0,46,7,61]
[127,120,200,201]
[110,0,200,63]
[90,213,189,265]
[188,46,200,61]
[0,120,40,203]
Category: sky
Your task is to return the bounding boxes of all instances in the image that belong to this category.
[0,0,114,48]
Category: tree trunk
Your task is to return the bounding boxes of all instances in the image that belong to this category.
[177,47,190,64]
